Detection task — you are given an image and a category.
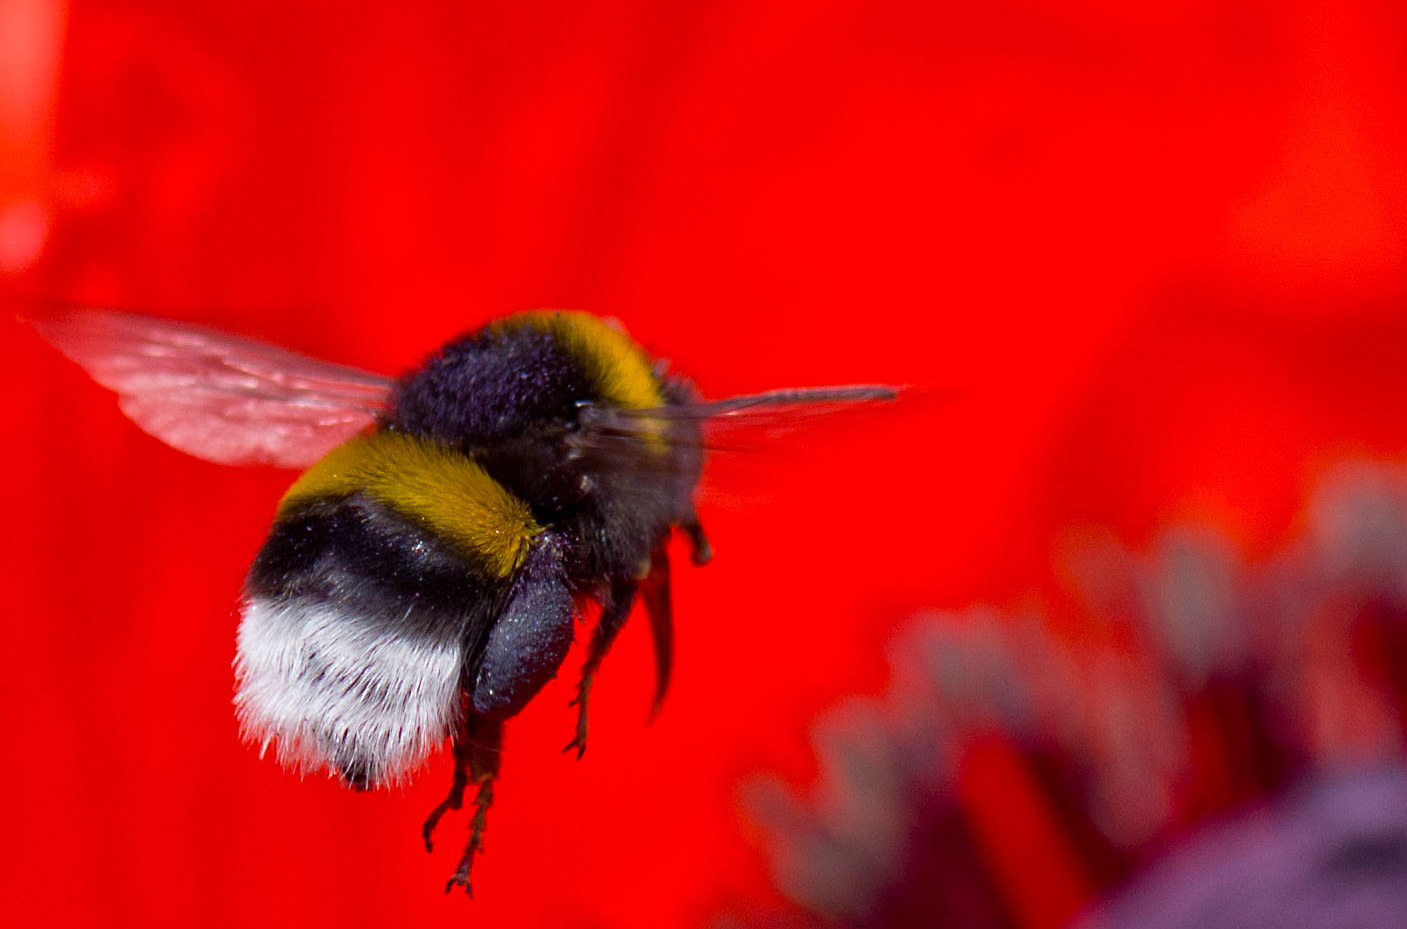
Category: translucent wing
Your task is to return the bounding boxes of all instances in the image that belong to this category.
[634,385,900,420]
[28,308,393,468]
[580,384,905,456]
[563,383,909,519]
[620,384,901,444]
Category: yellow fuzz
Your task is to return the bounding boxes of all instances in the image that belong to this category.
[498,310,668,450]
[278,432,542,579]
[498,311,664,411]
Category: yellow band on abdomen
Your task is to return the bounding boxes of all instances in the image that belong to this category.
[278,431,541,579]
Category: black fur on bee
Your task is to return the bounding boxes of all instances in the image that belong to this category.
[30,304,890,896]
[235,311,708,892]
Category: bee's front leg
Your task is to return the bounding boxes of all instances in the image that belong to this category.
[640,542,674,716]
[680,506,713,566]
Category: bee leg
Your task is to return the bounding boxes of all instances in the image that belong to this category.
[640,543,673,717]
[564,578,638,759]
[680,508,713,565]
[421,720,470,853]
[470,533,574,719]
[443,714,503,897]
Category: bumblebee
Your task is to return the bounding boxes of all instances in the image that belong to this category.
[32,308,892,894]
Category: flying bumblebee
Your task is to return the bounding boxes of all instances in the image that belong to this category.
[31,308,894,894]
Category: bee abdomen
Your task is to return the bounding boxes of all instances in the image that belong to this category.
[236,435,531,786]
[235,590,468,787]
[277,430,543,579]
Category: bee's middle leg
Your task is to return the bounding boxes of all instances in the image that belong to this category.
[565,578,638,759]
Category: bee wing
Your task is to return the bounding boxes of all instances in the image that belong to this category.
[644,385,900,420]
[566,383,909,523]
[586,384,904,453]
[28,308,393,468]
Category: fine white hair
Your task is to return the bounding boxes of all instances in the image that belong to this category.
[234,596,463,787]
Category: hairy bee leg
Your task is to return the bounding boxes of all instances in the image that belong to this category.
[564,579,638,758]
[681,510,713,565]
[422,721,472,853]
[445,778,494,896]
[640,543,674,718]
[471,534,574,719]
[444,714,503,897]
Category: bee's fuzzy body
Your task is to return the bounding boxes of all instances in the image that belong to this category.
[31,303,888,893]
[237,312,703,790]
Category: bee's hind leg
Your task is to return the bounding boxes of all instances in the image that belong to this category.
[421,724,469,853]
[564,577,638,759]
[424,712,503,897]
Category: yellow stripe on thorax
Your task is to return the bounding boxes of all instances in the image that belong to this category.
[278,432,541,579]
[499,311,664,410]
[497,310,668,450]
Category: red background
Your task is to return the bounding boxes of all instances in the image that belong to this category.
[3,1,1407,926]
